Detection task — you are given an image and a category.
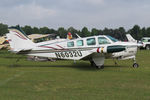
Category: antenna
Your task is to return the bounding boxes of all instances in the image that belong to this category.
[75,33,81,38]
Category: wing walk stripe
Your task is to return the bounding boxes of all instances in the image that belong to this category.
[38,46,58,50]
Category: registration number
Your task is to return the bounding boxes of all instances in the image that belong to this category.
[55,51,82,58]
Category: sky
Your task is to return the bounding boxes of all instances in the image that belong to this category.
[0,0,150,30]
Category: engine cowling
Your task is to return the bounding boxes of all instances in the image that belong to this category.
[97,45,126,53]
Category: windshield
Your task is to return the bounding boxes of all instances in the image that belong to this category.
[107,35,118,42]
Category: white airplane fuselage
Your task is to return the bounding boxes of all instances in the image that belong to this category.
[7,26,138,69]
[26,36,137,61]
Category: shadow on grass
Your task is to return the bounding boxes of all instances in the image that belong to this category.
[1,56,26,59]
[5,61,125,71]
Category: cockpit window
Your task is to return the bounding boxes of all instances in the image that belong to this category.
[67,41,74,47]
[98,37,110,44]
[77,40,84,46]
[107,36,118,42]
[87,38,96,46]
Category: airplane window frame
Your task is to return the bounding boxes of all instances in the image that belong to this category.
[77,40,84,46]
[87,38,96,46]
[98,37,110,44]
[67,41,74,47]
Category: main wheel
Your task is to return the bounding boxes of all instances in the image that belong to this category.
[96,65,104,69]
[133,63,139,68]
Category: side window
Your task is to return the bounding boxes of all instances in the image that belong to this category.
[77,40,84,46]
[87,38,96,46]
[98,37,110,44]
[148,39,150,42]
[67,41,74,47]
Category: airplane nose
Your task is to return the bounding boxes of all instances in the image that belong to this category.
[107,45,125,53]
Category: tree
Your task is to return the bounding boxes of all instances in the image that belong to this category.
[81,27,91,37]
[141,27,146,37]
[49,28,56,34]
[118,27,127,41]
[102,28,110,35]
[0,23,8,36]
[39,27,50,34]
[91,28,99,36]
[32,27,39,34]
[22,25,33,35]
[128,25,141,40]
[57,27,67,38]
[146,27,150,37]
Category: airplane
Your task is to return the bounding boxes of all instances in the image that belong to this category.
[6,26,139,69]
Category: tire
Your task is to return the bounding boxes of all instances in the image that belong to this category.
[146,45,150,50]
[133,63,139,68]
[90,60,104,69]
[96,65,104,69]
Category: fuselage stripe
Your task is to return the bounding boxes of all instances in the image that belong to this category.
[38,46,58,50]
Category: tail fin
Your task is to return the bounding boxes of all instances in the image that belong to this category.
[6,25,35,52]
[126,34,137,43]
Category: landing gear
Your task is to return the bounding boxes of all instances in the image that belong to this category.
[113,59,118,65]
[90,60,94,67]
[133,57,139,68]
[133,63,139,68]
[90,60,104,69]
[96,65,104,69]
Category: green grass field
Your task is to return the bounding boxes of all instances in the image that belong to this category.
[0,50,150,100]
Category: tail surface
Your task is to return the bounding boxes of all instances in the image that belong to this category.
[6,26,35,52]
[126,34,137,42]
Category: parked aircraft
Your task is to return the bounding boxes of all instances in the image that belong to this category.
[0,36,10,49]
[6,26,139,69]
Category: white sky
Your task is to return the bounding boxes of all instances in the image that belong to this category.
[0,0,150,30]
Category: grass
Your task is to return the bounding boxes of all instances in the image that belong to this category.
[0,50,150,100]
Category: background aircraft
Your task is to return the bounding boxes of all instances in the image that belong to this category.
[6,26,139,69]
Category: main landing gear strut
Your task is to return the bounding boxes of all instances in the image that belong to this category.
[90,60,104,69]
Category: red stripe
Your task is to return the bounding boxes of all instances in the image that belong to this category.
[15,31,27,40]
[56,45,65,49]
[15,34,26,40]
[97,48,100,53]
[39,46,58,50]
[13,31,27,40]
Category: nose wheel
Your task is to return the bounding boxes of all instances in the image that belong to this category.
[133,57,139,68]
[133,63,139,68]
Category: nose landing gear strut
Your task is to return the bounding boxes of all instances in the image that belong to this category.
[133,57,139,68]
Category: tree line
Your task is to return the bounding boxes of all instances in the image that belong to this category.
[0,23,150,41]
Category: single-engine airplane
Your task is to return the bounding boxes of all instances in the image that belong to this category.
[6,26,139,69]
